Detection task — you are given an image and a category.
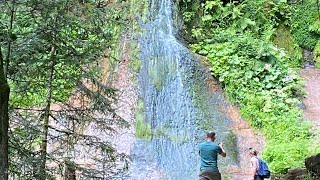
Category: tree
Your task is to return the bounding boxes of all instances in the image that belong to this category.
[0,47,10,180]
[1,0,130,179]
[0,0,15,178]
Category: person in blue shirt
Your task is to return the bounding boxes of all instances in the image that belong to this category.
[198,131,227,180]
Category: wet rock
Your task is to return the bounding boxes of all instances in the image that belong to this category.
[287,0,299,4]
[305,153,320,177]
[303,49,316,69]
[284,168,308,180]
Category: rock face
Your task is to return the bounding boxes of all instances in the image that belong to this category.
[284,168,308,180]
[305,153,320,177]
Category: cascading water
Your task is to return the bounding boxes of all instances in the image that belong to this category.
[126,0,239,179]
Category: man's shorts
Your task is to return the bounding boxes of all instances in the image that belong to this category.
[199,170,221,180]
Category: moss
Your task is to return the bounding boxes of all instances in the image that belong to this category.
[148,56,176,91]
[128,42,142,73]
[273,24,302,67]
[130,56,142,73]
[190,82,212,130]
[148,60,166,91]
[135,99,152,140]
[223,131,238,162]
[126,0,148,74]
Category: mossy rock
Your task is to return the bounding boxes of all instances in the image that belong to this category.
[273,24,302,67]
[313,40,320,68]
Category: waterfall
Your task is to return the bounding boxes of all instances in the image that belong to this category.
[125,0,239,179]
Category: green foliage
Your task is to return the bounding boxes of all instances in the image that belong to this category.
[263,139,312,173]
[183,0,316,173]
[176,0,203,43]
[291,0,320,50]
[313,40,320,68]
[1,0,130,178]
[316,61,320,68]
[309,20,320,34]
[2,0,123,108]
[130,0,149,23]
[124,0,148,74]
[205,36,309,173]
[148,56,176,91]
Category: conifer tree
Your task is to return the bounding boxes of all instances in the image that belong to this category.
[1,0,129,179]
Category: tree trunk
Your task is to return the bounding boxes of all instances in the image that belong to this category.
[0,2,14,178]
[5,0,15,78]
[0,47,10,180]
[39,45,56,179]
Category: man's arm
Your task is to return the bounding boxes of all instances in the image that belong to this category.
[218,142,226,157]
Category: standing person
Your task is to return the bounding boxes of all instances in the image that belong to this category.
[249,148,264,180]
[198,131,227,180]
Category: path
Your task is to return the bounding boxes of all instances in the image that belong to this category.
[300,68,320,147]
[225,104,266,179]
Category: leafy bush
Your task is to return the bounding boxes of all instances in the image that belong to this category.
[263,138,311,173]
[291,0,320,50]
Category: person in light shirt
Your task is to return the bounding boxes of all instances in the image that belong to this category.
[249,148,264,180]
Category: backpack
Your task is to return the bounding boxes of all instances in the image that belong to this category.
[257,158,271,178]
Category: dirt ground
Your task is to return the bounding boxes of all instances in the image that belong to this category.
[300,68,320,151]
[300,68,320,130]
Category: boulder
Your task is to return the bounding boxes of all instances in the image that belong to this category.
[284,168,308,180]
[305,153,320,177]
